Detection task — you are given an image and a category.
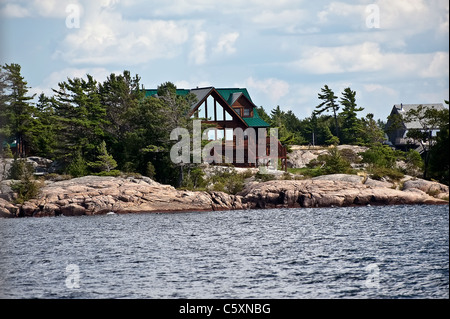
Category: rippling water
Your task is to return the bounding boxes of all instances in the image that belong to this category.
[0,205,448,299]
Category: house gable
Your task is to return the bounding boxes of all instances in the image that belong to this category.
[188,88,247,127]
[144,86,270,129]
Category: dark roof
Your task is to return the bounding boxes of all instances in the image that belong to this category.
[391,103,446,129]
[144,86,269,128]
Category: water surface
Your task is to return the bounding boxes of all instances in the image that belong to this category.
[0,205,448,298]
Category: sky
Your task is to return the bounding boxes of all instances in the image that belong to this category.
[0,0,448,121]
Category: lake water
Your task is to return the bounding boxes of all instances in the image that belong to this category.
[0,205,448,299]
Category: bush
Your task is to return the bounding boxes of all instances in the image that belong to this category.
[11,177,43,204]
[146,162,156,179]
[93,169,121,177]
[2,144,13,159]
[206,167,245,194]
[339,148,360,164]
[8,158,34,180]
[368,166,404,181]
[288,167,324,178]
[8,158,43,204]
[254,171,276,182]
[67,152,88,177]
[317,147,353,175]
[360,144,406,181]
[181,165,206,190]
[360,145,399,168]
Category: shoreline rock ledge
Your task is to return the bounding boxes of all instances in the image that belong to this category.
[0,174,448,218]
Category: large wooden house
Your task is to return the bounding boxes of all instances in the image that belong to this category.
[146,87,287,171]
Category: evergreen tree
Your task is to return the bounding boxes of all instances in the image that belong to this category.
[28,93,58,159]
[89,140,118,172]
[51,75,108,166]
[0,66,11,148]
[361,113,385,145]
[98,71,143,168]
[339,87,364,144]
[315,85,340,140]
[255,106,271,124]
[1,63,36,157]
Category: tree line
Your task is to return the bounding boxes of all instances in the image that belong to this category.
[257,84,385,147]
[1,63,448,186]
[1,64,195,186]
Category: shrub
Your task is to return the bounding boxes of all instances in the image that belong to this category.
[11,177,43,204]
[67,151,88,177]
[8,158,34,180]
[368,166,404,181]
[8,158,43,204]
[93,170,121,177]
[206,167,245,194]
[317,147,353,175]
[339,148,360,164]
[2,144,13,159]
[181,165,206,190]
[254,171,276,182]
[360,145,398,168]
[146,162,156,179]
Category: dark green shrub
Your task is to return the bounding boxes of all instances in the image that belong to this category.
[67,152,88,177]
[8,158,43,204]
[368,166,404,181]
[317,147,353,174]
[8,158,34,180]
[93,170,121,177]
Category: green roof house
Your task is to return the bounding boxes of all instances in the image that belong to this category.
[145,86,286,170]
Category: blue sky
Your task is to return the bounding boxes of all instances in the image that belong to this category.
[1,0,448,121]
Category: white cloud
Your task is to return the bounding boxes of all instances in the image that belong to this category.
[252,9,307,29]
[189,31,208,65]
[420,52,450,78]
[318,2,366,25]
[363,84,398,96]
[293,42,383,74]
[292,42,449,79]
[1,0,81,18]
[55,7,190,65]
[0,3,30,17]
[213,32,240,55]
[244,77,290,105]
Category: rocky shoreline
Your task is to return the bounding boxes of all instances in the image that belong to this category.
[0,174,448,218]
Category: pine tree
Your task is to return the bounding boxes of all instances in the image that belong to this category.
[315,85,340,140]
[1,63,36,157]
[339,87,364,144]
[51,75,108,165]
[89,140,117,172]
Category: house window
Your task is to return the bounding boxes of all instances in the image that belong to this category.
[243,108,251,117]
[225,128,234,141]
[225,110,233,121]
[207,129,216,140]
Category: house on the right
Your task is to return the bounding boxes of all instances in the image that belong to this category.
[385,103,446,152]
